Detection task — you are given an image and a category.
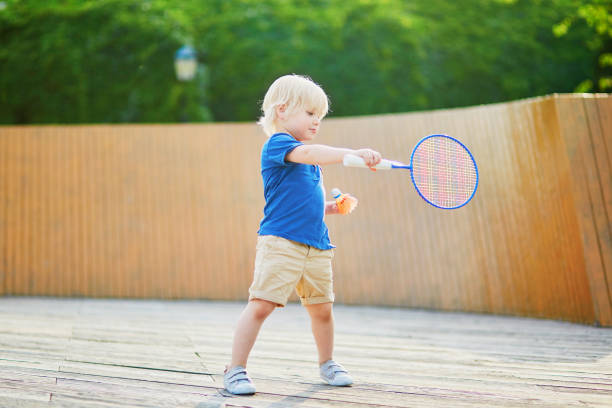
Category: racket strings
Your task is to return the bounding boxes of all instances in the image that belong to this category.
[412,137,477,208]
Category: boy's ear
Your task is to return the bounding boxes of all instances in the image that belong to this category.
[276,104,287,119]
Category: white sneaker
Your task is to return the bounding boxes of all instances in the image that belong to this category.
[223,365,256,395]
[320,360,353,386]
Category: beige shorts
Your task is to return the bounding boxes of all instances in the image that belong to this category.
[248,235,335,307]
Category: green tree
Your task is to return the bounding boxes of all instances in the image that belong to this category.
[191,0,596,119]
[190,0,426,121]
[0,0,604,124]
[411,0,596,109]
[553,0,612,91]
[0,0,211,124]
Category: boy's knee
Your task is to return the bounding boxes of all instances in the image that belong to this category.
[308,303,333,322]
[249,299,276,320]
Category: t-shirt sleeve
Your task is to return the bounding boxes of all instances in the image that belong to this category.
[263,134,303,168]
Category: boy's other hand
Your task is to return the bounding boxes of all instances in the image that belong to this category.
[354,149,382,170]
[335,193,358,215]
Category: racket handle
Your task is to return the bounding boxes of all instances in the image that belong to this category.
[343,154,394,170]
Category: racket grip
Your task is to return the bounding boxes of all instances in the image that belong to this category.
[343,154,393,170]
[331,188,358,215]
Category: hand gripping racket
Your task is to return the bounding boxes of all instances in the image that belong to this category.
[344,134,478,209]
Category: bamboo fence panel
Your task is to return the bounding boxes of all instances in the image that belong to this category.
[0,94,609,325]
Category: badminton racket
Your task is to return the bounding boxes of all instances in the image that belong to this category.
[343,134,478,209]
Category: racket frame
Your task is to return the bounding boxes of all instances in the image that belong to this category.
[342,134,478,209]
[409,134,478,210]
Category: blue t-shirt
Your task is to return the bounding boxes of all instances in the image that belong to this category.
[258,133,333,250]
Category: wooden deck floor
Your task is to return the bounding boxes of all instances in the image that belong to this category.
[0,297,610,407]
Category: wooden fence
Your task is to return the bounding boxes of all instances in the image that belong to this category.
[1,94,610,326]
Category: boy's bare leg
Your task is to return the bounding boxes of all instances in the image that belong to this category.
[229,299,276,369]
[305,302,334,365]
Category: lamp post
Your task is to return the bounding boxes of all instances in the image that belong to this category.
[174,45,197,121]
[174,45,197,81]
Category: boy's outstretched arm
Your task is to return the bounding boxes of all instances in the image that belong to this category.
[286,145,381,168]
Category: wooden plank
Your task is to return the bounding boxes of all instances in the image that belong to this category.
[59,361,214,387]
[555,95,612,326]
[0,127,7,297]
[0,395,51,407]
[596,94,612,324]
[0,371,53,405]
[584,96,612,315]
[0,371,581,408]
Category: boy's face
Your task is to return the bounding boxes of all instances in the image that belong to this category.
[278,107,321,142]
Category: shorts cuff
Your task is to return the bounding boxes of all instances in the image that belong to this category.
[300,295,335,306]
[249,291,287,307]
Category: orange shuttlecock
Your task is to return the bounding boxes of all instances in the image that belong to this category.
[331,188,358,215]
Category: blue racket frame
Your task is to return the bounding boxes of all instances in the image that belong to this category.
[390,134,479,210]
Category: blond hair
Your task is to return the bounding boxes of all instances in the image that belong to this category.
[258,74,329,136]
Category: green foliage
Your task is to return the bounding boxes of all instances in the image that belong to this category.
[190,0,426,120]
[553,0,612,91]
[0,0,211,124]
[0,0,604,124]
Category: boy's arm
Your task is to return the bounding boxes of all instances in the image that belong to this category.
[286,144,381,168]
